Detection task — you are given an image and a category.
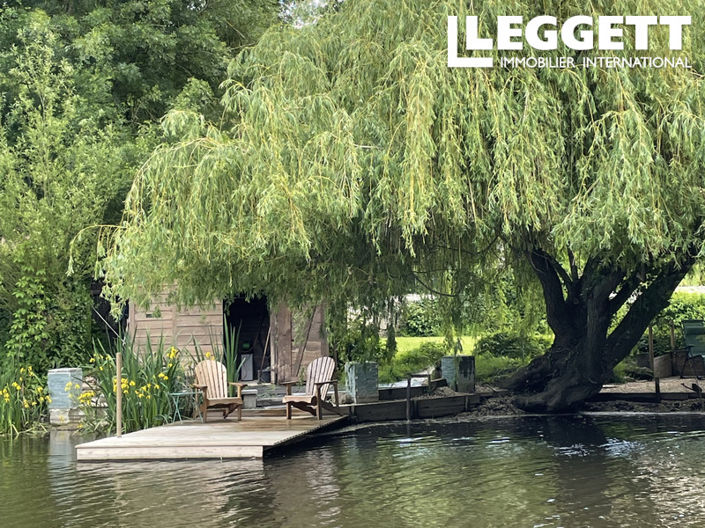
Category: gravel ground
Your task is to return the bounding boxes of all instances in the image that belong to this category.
[600,376,702,393]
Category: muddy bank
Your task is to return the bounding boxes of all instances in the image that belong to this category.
[583,398,705,413]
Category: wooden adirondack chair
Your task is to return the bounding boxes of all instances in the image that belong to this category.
[193,360,247,422]
[282,356,340,420]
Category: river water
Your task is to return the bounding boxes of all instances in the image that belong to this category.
[2,414,705,527]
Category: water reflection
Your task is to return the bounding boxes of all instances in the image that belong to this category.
[3,415,705,527]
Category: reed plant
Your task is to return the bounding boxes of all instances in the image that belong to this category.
[84,334,184,433]
[0,361,50,435]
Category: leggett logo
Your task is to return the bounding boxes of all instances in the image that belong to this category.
[448,15,692,69]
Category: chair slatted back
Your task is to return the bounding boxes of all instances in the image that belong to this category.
[305,356,335,399]
[195,360,228,399]
[683,320,705,356]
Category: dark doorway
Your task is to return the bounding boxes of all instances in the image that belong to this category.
[224,296,270,381]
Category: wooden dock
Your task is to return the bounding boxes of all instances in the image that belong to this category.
[76,411,347,461]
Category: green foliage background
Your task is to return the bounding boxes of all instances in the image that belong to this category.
[0,1,277,374]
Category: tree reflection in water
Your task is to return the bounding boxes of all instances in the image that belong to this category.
[3,415,705,527]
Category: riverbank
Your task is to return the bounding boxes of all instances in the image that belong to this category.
[455,376,705,417]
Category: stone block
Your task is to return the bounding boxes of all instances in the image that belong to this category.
[242,389,258,409]
[441,355,475,393]
[653,354,672,378]
[673,350,705,377]
[49,408,85,429]
[345,362,378,403]
[47,368,83,410]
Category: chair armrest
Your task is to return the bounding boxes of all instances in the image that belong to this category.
[282,381,298,395]
[228,382,247,398]
[314,380,338,401]
[193,384,207,399]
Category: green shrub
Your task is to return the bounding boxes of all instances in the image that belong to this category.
[656,292,705,324]
[332,317,392,364]
[474,332,551,360]
[82,336,184,433]
[633,292,705,356]
[3,268,93,374]
[399,298,442,337]
[378,341,447,383]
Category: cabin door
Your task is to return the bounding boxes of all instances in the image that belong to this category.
[224,296,270,381]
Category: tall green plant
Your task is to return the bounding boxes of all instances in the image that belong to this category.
[85,335,183,433]
[0,361,50,435]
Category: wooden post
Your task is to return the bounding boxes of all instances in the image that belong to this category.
[648,325,654,369]
[670,321,676,352]
[649,325,659,399]
[406,375,411,422]
[116,351,123,438]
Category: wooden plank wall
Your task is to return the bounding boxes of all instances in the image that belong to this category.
[272,305,328,383]
[129,297,328,383]
[127,294,223,362]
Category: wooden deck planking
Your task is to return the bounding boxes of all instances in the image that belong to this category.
[76,413,346,461]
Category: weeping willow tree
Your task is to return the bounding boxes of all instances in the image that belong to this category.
[100,0,705,411]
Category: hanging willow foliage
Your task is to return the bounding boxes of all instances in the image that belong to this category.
[101,0,705,315]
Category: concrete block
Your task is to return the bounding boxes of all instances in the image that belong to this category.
[441,355,475,393]
[345,362,378,403]
[653,354,672,378]
[49,408,85,429]
[673,350,705,377]
[242,389,258,409]
[47,368,83,410]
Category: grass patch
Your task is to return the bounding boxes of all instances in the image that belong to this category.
[474,355,529,384]
[392,336,478,355]
[378,336,479,383]
[379,335,551,385]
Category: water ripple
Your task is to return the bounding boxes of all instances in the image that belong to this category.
[4,415,705,527]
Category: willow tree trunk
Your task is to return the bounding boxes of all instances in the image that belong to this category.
[502,249,694,412]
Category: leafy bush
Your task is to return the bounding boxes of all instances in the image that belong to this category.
[333,317,391,364]
[399,298,442,337]
[3,267,94,375]
[656,292,705,324]
[474,332,551,360]
[634,292,705,356]
[0,362,50,435]
[378,342,447,383]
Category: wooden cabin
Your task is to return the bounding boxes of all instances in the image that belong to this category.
[126,294,328,384]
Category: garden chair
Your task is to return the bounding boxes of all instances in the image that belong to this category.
[282,356,340,420]
[193,360,247,422]
[680,320,705,378]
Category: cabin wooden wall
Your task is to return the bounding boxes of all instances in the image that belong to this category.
[271,304,328,383]
[127,294,223,360]
[128,299,328,383]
